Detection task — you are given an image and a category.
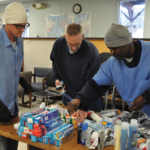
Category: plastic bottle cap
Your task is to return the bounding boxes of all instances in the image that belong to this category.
[116,120,121,125]
[131,119,137,124]
[82,123,88,131]
[81,142,85,145]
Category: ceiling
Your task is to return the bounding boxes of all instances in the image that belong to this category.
[0,0,47,5]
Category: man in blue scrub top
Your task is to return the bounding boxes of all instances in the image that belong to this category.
[67,23,150,122]
[0,2,29,150]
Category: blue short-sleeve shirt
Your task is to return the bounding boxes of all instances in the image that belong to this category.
[0,26,23,115]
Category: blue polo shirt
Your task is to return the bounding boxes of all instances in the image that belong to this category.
[0,26,23,115]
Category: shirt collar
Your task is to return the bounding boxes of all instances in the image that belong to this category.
[1,25,20,48]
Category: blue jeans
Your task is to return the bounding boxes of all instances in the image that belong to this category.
[0,103,18,150]
[62,95,104,112]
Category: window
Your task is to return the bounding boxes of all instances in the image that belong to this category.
[22,8,29,38]
[119,0,145,38]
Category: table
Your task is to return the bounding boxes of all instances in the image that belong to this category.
[0,105,114,150]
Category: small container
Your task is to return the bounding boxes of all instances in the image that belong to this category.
[81,123,88,145]
[121,122,129,150]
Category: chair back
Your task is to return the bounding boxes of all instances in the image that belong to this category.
[99,52,112,64]
[34,67,51,77]
[21,71,32,83]
[46,71,55,87]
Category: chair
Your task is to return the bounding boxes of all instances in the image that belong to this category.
[32,71,62,106]
[32,67,52,101]
[18,71,32,108]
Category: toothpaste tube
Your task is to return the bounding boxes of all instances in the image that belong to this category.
[41,110,58,123]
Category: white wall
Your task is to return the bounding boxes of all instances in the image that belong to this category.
[0,0,118,37]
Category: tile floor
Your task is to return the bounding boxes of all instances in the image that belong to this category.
[17,96,62,150]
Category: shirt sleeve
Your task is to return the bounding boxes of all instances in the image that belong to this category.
[141,90,150,104]
[50,41,62,82]
[76,79,109,111]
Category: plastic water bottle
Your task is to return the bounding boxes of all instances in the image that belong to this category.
[121,122,129,150]
[128,119,138,150]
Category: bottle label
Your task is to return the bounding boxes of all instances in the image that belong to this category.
[131,130,137,147]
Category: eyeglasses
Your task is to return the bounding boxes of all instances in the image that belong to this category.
[67,43,81,48]
[14,23,30,29]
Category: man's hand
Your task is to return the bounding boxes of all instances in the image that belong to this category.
[55,80,62,87]
[67,99,81,115]
[77,110,87,123]
[129,95,146,111]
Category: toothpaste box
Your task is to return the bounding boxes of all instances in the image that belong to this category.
[31,135,37,142]
[34,117,41,124]
[43,136,49,144]
[22,132,29,139]
[21,108,44,121]
[53,124,74,139]
[46,123,68,138]
[41,110,58,123]
[29,129,33,135]
[28,123,33,130]
[27,111,48,123]
[14,122,20,130]
[37,136,43,143]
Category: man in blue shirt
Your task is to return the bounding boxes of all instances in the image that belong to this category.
[0,2,30,150]
[67,23,150,122]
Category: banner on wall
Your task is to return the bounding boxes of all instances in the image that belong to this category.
[46,13,91,37]
[0,13,4,29]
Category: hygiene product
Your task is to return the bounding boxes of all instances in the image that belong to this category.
[121,122,129,150]
[114,120,121,150]
[128,119,138,150]
[90,111,102,122]
[83,119,102,130]
[81,123,88,145]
